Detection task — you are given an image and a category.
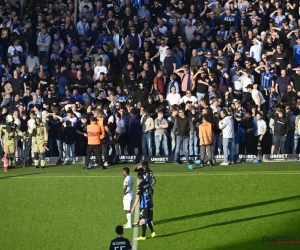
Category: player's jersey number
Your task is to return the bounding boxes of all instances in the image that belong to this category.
[114,247,126,250]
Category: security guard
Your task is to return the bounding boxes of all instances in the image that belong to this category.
[85,117,106,170]
[0,114,24,168]
[29,114,48,168]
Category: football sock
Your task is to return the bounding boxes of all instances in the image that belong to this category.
[150,208,153,221]
[126,213,132,225]
[141,222,146,237]
[147,218,154,233]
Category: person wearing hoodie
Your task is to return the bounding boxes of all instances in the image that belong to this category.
[219,109,235,165]
[133,82,148,105]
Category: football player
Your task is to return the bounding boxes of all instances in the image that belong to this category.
[122,167,134,228]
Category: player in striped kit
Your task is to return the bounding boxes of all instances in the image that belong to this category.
[131,172,156,240]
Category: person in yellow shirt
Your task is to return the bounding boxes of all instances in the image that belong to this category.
[85,117,106,170]
[198,114,214,168]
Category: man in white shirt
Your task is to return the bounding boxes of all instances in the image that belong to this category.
[122,167,134,229]
[255,112,267,157]
[241,70,254,93]
[166,86,181,105]
[93,59,108,81]
[219,109,235,165]
[7,38,23,65]
[250,38,262,63]
[63,110,78,127]
[79,0,93,14]
[180,91,197,104]
[151,39,168,65]
[26,52,40,73]
[246,84,266,115]
[112,28,124,51]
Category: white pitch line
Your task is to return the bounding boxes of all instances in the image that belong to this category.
[132,201,139,250]
[3,172,300,179]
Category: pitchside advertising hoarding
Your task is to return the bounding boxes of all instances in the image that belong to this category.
[3,154,300,166]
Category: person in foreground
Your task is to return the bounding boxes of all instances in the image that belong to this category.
[131,172,156,240]
[109,225,132,250]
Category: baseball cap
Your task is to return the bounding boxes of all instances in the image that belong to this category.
[232,99,238,103]
[81,42,87,46]
[246,84,253,89]
[83,4,89,8]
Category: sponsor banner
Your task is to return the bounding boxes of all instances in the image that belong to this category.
[236,155,257,162]
[212,155,257,162]
[2,155,300,166]
[263,154,298,162]
[145,156,171,163]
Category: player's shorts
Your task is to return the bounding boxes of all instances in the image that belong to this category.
[140,207,151,220]
[123,196,133,211]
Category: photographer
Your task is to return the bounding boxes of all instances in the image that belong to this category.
[7,38,23,65]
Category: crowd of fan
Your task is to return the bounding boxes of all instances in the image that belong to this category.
[0,0,300,164]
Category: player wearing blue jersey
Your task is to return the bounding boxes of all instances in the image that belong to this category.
[131,172,156,240]
[133,161,156,226]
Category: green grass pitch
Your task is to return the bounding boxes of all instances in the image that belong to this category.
[1,162,300,250]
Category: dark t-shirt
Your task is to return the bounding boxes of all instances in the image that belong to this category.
[39,76,52,94]
[163,55,176,75]
[109,237,132,250]
[71,77,88,94]
[75,120,88,142]
[276,76,292,93]
[196,75,209,93]
[10,77,23,95]
[48,117,63,139]
[104,114,116,136]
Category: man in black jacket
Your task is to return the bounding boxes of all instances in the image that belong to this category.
[281,84,297,106]
[133,82,148,105]
[272,108,290,154]
[172,108,194,164]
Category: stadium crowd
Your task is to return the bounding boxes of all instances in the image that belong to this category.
[0,0,300,166]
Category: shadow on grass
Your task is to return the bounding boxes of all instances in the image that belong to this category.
[156,208,300,238]
[0,172,44,180]
[202,218,300,250]
[156,194,300,225]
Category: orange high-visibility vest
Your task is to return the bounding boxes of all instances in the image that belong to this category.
[87,123,102,145]
[198,122,213,145]
[96,116,106,139]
